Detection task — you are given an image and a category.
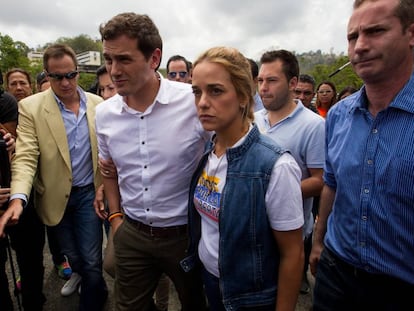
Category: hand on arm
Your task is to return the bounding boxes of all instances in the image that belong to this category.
[99,158,117,179]
[309,184,335,276]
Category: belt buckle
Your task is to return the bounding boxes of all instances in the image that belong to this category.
[149,225,155,237]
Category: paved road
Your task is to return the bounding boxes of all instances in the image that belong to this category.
[7,238,314,310]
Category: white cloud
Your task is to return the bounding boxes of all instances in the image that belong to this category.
[0,0,354,67]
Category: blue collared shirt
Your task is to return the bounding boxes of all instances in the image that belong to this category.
[324,73,414,284]
[254,100,325,238]
[54,87,93,187]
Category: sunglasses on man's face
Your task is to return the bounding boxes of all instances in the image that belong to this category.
[167,71,188,79]
[46,70,78,81]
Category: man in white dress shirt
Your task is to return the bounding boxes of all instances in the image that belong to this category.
[96,13,209,311]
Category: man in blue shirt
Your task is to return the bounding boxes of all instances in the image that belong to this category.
[310,0,414,310]
[254,50,325,295]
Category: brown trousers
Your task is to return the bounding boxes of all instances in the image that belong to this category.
[113,219,206,311]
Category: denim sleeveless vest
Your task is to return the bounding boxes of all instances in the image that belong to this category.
[181,124,285,310]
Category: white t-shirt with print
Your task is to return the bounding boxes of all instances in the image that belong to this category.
[193,129,303,277]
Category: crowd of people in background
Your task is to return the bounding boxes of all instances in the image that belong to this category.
[1,0,414,310]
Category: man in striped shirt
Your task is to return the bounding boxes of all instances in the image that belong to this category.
[310,0,414,310]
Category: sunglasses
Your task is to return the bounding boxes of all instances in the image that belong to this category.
[46,70,78,81]
[167,71,187,79]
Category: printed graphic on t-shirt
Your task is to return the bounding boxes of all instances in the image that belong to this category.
[194,170,221,222]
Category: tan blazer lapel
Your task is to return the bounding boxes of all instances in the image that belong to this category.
[43,93,72,172]
[86,98,98,176]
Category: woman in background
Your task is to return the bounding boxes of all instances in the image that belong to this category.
[315,81,337,118]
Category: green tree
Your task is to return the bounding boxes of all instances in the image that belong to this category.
[296,51,363,93]
[78,72,97,92]
[54,34,102,54]
[310,57,363,93]
[0,33,31,73]
[330,58,363,91]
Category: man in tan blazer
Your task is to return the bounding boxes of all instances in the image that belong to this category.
[0,44,107,311]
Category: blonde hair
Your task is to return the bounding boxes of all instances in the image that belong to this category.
[193,46,254,123]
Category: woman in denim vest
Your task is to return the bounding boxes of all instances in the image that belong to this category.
[183,47,304,311]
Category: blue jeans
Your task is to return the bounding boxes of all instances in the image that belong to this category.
[46,225,65,265]
[201,267,274,311]
[314,248,414,311]
[55,185,107,311]
[201,267,226,311]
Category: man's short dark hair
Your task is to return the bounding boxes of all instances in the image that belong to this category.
[299,74,316,89]
[166,55,190,73]
[99,12,163,62]
[260,50,299,82]
[96,65,108,78]
[43,44,78,72]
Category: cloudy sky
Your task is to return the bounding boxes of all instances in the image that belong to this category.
[1,0,354,67]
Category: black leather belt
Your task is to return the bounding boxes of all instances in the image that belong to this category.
[125,215,187,238]
[71,183,94,193]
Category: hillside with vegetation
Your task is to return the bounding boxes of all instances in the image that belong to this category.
[296,50,362,92]
[0,32,362,93]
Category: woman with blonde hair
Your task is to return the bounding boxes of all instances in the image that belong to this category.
[182,47,304,311]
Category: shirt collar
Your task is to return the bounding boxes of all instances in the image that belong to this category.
[350,72,414,115]
[259,99,302,127]
[53,86,86,110]
[118,71,170,115]
[390,72,414,114]
[154,73,173,106]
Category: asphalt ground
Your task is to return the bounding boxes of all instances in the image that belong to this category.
[6,235,313,310]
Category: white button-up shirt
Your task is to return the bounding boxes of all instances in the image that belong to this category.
[96,78,210,226]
